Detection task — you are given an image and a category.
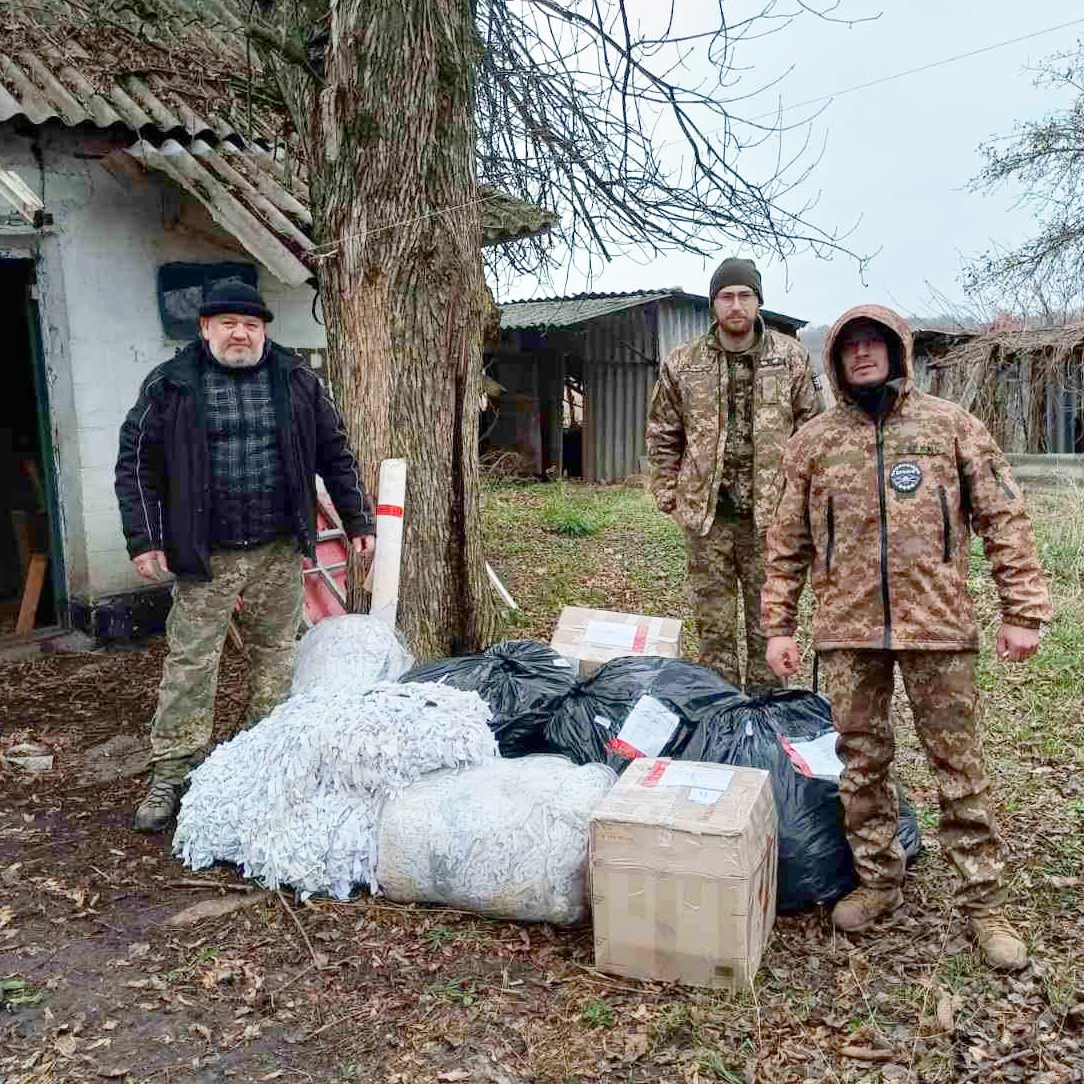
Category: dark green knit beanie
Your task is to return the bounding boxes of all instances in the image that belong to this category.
[709,258,763,304]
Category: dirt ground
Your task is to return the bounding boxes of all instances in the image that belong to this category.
[2,641,1082,1084]
[5,476,1084,1084]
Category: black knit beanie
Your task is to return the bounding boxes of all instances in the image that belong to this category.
[199,281,275,323]
[709,258,763,304]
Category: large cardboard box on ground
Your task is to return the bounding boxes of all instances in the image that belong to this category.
[590,758,777,990]
[549,607,682,678]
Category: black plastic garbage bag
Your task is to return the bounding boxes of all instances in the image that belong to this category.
[399,640,576,757]
[703,689,922,912]
[545,656,744,773]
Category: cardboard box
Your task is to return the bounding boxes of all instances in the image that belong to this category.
[549,606,682,678]
[590,758,777,990]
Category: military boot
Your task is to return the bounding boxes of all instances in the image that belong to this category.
[133,763,187,833]
[831,886,903,932]
[970,911,1028,971]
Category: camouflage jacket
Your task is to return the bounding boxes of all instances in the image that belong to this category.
[645,320,825,534]
[761,304,1053,651]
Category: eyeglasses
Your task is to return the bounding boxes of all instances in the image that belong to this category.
[717,289,757,305]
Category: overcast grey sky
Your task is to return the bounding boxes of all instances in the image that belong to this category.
[497,1,1084,327]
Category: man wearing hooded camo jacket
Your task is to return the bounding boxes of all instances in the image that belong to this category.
[760,304,1051,970]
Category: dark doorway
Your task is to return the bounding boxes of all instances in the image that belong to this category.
[0,259,59,635]
[562,359,584,479]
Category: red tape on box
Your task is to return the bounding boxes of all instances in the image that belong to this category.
[777,734,813,778]
[640,761,668,787]
[605,737,644,761]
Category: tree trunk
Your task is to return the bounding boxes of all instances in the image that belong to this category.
[310,0,497,657]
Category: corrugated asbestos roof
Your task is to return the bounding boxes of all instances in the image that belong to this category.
[500,291,681,330]
[478,190,555,248]
[0,0,554,285]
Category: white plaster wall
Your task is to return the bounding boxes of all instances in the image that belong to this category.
[261,275,326,349]
[0,123,328,602]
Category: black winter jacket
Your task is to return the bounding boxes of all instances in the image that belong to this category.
[115,341,374,580]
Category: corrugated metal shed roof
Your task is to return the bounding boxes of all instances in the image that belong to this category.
[0,0,554,285]
[500,289,808,335]
[500,291,683,330]
[912,327,980,355]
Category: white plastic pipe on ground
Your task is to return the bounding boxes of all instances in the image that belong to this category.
[369,458,407,630]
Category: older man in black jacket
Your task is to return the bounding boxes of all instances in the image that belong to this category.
[116,281,375,832]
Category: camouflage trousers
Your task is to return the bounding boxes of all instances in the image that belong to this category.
[149,537,303,781]
[821,649,1004,914]
[685,509,782,694]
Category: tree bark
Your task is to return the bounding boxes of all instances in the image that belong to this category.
[310,0,497,657]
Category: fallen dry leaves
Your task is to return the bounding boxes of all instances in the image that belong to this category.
[0,485,1081,1083]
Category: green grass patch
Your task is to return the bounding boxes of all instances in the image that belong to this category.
[579,999,614,1028]
[483,479,695,645]
[166,944,219,983]
[430,979,477,1007]
[423,925,458,949]
[698,1050,743,1082]
[1,977,44,1007]
[1031,488,1084,594]
[540,482,610,536]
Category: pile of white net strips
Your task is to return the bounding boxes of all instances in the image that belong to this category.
[173,680,498,899]
[377,755,616,925]
[291,614,414,696]
[175,616,616,921]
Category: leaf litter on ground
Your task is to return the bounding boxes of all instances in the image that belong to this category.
[0,482,1081,1083]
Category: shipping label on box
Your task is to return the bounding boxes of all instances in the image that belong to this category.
[589,758,778,991]
[549,607,683,678]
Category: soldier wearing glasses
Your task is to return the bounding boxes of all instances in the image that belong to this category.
[645,258,826,693]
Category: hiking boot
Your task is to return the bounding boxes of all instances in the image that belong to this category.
[970,911,1028,971]
[831,886,904,932]
[133,777,182,833]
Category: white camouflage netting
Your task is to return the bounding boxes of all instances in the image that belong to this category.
[377,755,617,925]
[173,680,498,899]
[291,614,414,697]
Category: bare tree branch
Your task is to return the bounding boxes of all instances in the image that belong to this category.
[964,43,1084,313]
[248,0,872,284]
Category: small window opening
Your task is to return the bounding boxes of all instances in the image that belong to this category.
[157,262,258,341]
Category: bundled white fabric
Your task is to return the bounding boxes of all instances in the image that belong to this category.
[173,681,497,899]
[292,614,414,697]
[376,755,616,925]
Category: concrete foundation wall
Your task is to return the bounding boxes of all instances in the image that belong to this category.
[1007,453,1084,489]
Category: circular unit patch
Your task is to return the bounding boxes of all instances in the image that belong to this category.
[889,461,923,494]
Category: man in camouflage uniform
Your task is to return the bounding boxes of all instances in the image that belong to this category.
[645,258,825,692]
[761,304,1052,970]
[115,282,375,833]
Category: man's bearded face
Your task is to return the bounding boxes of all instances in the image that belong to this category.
[713,287,759,337]
[200,313,266,367]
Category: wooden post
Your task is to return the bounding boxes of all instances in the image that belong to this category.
[15,554,46,635]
